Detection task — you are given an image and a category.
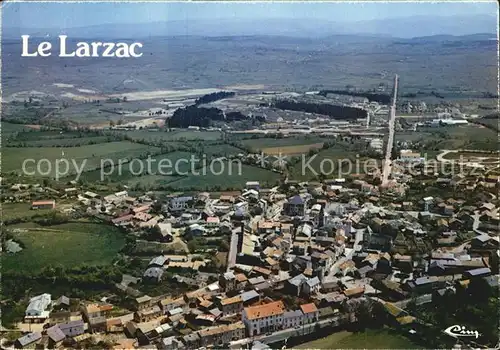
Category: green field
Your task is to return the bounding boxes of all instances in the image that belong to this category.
[294,329,420,349]
[6,135,114,147]
[396,125,498,152]
[477,118,499,131]
[7,130,90,141]
[2,203,51,222]
[3,141,160,177]
[165,163,281,190]
[289,148,361,181]
[1,122,32,135]
[201,144,243,157]
[3,222,126,273]
[79,151,194,183]
[116,129,223,142]
[240,136,327,151]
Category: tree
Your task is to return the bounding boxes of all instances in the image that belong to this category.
[148,225,162,239]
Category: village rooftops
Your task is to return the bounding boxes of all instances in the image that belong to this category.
[57,320,84,332]
[240,290,259,302]
[47,325,66,342]
[288,274,307,287]
[244,300,285,320]
[248,276,266,285]
[132,205,151,213]
[343,286,365,297]
[284,309,303,318]
[223,271,236,280]
[300,303,318,314]
[288,195,305,205]
[198,321,245,337]
[148,256,168,267]
[235,273,248,282]
[16,332,42,347]
[253,266,272,276]
[258,221,276,229]
[85,303,113,313]
[136,295,152,304]
[220,295,242,306]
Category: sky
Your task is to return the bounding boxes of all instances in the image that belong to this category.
[2,1,498,29]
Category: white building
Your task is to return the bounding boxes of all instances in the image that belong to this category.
[169,196,193,211]
[399,150,425,163]
[300,303,320,324]
[369,138,384,153]
[242,300,285,336]
[283,309,303,329]
[26,293,52,316]
[234,201,249,217]
[431,118,468,127]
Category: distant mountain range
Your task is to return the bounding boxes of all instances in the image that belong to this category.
[4,14,497,40]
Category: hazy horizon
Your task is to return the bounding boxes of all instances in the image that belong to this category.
[3,1,498,33]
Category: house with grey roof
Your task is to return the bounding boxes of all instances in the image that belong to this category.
[286,274,308,296]
[464,267,491,279]
[143,267,164,282]
[53,295,70,310]
[182,332,201,349]
[148,256,168,267]
[169,195,193,212]
[159,336,184,350]
[15,332,42,349]
[240,290,260,305]
[303,276,321,295]
[283,309,303,329]
[25,293,51,319]
[284,195,308,217]
[57,320,85,337]
[47,325,66,347]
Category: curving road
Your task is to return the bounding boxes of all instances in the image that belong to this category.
[381,75,399,187]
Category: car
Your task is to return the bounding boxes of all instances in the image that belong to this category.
[266,331,273,335]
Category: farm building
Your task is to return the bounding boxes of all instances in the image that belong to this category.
[31,200,55,210]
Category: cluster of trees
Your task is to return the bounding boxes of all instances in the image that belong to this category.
[408,278,498,348]
[167,106,261,128]
[194,91,235,105]
[6,137,117,148]
[2,264,122,305]
[318,90,391,104]
[272,100,367,120]
[3,107,57,125]
[226,111,248,121]
[168,106,224,128]
[2,210,70,226]
[33,211,71,226]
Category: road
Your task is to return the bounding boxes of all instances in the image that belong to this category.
[327,228,363,276]
[227,227,240,271]
[381,74,399,187]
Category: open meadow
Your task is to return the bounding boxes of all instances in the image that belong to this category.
[396,125,498,152]
[240,135,326,152]
[164,163,282,190]
[294,329,421,349]
[115,129,223,142]
[79,151,195,183]
[2,141,160,177]
[261,143,324,156]
[289,147,362,181]
[2,222,126,273]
